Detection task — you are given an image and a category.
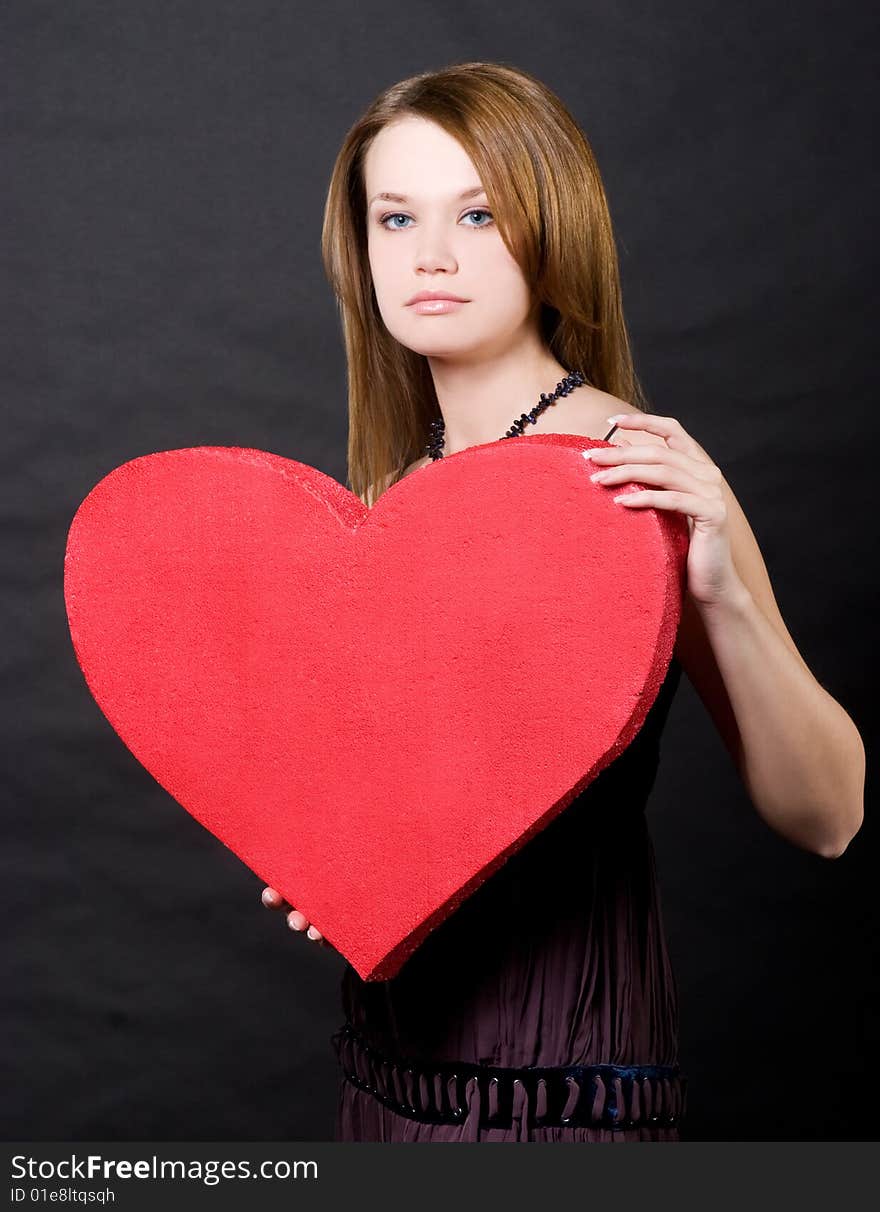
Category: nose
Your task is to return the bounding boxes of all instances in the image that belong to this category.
[413,221,458,274]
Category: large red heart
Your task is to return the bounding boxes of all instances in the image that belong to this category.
[64,434,688,980]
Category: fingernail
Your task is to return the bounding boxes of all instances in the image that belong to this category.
[307,926,320,940]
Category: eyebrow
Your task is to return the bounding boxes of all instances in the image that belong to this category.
[368,185,488,206]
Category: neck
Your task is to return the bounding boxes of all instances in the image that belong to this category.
[426,332,572,457]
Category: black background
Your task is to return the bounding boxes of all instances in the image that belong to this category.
[3,0,876,1141]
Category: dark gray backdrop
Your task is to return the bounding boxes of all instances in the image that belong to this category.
[3,0,876,1142]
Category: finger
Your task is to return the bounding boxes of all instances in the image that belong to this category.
[262,887,288,910]
[607,413,708,460]
[287,909,308,931]
[591,463,720,496]
[612,488,726,524]
[586,443,713,478]
[306,925,323,942]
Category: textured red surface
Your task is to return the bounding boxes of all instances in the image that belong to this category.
[63,434,688,980]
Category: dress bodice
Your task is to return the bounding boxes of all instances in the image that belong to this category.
[340,656,684,1070]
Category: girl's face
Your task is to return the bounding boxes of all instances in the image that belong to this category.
[364,116,536,362]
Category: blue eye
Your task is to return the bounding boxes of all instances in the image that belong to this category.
[379,213,412,230]
[462,208,493,227]
[377,208,494,231]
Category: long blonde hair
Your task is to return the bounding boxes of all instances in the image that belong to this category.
[321,60,651,506]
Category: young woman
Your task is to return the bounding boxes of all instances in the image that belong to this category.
[261,61,865,1142]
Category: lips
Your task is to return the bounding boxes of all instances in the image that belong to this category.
[406,292,468,305]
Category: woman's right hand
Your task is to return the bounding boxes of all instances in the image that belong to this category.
[261,886,334,950]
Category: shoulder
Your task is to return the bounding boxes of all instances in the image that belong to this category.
[383,454,432,490]
[363,455,431,506]
[400,455,432,477]
[551,387,669,448]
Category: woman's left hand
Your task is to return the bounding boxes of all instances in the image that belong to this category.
[584,412,746,610]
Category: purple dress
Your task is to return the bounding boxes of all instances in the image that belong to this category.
[332,657,686,1142]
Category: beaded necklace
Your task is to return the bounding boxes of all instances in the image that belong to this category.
[424,369,618,460]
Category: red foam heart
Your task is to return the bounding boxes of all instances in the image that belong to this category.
[64,434,688,980]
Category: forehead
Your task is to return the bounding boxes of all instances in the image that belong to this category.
[364,116,482,195]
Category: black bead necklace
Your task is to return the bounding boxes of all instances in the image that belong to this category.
[424,368,618,461]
